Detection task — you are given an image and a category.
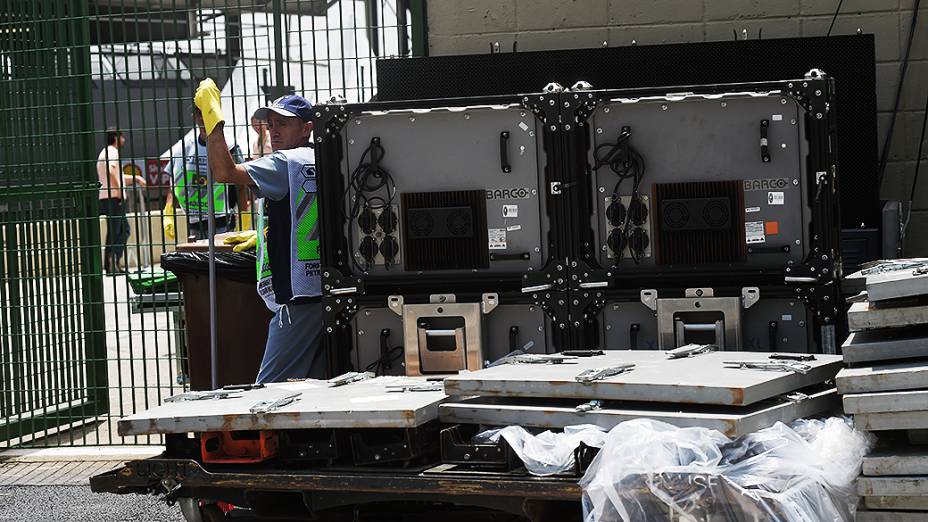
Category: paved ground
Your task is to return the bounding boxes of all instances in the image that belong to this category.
[0,446,181,521]
[0,485,183,522]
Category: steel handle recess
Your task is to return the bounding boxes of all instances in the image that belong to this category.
[500,131,511,173]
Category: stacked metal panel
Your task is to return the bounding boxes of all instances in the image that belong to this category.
[837,260,928,519]
[440,350,842,437]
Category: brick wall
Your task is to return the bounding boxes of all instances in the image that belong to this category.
[426,0,928,254]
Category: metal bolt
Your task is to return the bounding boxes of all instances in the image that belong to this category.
[520,111,526,117]
[782,337,788,344]
[781,143,787,149]
[365,310,371,316]
[529,131,535,137]
[799,321,805,327]
[790,119,796,125]
[788,83,793,88]
[781,98,787,105]
[534,247,540,253]
[348,139,355,145]
[574,321,581,327]
[605,325,612,331]
[559,323,566,329]
[720,102,727,108]
[326,327,333,333]
[793,179,799,186]
[325,306,332,312]
[523,97,529,103]
[550,125,557,131]
[660,104,668,111]
[565,124,572,130]
[596,127,603,134]
[549,99,556,106]
[802,82,808,88]
[599,186,606,193]
[815,89,822,96]
[358,330,364,335]
[604,106,611,113]
[464,113,471,119]
[315,111,321,118]
[538,326,544,332]
[323,271,330,277]
[816,113,823,119]
[564,101,571,107]
[409,116,415,122]
[795,239,801,245]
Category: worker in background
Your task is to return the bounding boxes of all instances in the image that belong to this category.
[194,79,323,383]
[163,108,244,242]
[97,127,146,274]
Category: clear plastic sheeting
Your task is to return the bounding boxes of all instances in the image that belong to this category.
[475,424,607,476]
[580,417,873,522]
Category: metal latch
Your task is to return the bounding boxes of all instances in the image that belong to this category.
[575,364,635,383]
[249,392,302,414]
[781,391,810,402]
[769,353,816,362]
[328,371,374,387]
[164,390,237,402]
[385,381,445,393]
[499,353,579,366]
[723,360,812,374]
[666,343,716,359]
[575,400,603,414]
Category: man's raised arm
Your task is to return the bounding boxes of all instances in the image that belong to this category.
[194,78,253,186]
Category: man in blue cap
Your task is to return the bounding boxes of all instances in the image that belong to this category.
[194,78,324,383]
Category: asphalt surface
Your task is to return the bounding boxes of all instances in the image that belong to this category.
[0,486,183,522]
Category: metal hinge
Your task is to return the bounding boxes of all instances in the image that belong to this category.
[666,343,716,359]
[723,360,812,374]
[385,381,445,393]
[164,390,237,402]
[249,392,302,414]
[328,371,374,387]
[575,364,636,383]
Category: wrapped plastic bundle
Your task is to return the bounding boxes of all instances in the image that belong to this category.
[475,424,607,476]
[580,417,872,522]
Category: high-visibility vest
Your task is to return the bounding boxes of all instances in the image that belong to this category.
[255,146,321,310]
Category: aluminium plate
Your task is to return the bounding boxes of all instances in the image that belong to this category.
[836,360,928,394]
[848,300,928,332]
[841,327,928,364]
[864,496,928,511]
[854,411,928,431]
[857,511,928,522]
[864,449,928,476]
[438,387,837,438]
[117,377,447,436]
[867,267,928,302]
[858,476,928,497]
[843,389,928,414]
[443,351,842,406]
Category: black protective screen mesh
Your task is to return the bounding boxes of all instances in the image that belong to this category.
[377,35,878,228]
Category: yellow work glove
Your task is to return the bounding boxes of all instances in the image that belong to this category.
[223,229,257,252]
[163,202,175,241]
[233,233,257,253]
[193,78,224,136]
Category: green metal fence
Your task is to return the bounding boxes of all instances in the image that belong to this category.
[1,0,423,447]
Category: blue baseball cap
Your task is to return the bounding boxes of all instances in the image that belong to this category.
[253,94,314,122]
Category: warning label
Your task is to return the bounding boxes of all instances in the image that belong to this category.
[488,228,507,250]
[745,221,766,244]
[768,191,785,205]
[503,204,519,218]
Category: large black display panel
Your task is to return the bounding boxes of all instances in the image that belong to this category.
[376,35,878,231]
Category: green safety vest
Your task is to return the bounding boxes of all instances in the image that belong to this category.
[255,146,321,311]
[173,138,235,221]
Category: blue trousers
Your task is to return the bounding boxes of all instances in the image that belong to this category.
[256,301,325,383]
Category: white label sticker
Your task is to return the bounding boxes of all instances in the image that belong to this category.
[781,314,793,321]
[745,206,761,213]
[507,224,522,232]
[518,121,529,132]
[768,191,785,205]
[772,114,783,121]
[503,204,519,218]
[488,228,507,250]
[745,221,766,244]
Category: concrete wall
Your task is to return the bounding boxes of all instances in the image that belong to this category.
[427,0,928,254]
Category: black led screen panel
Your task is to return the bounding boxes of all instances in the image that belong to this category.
[377,35,878,229]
